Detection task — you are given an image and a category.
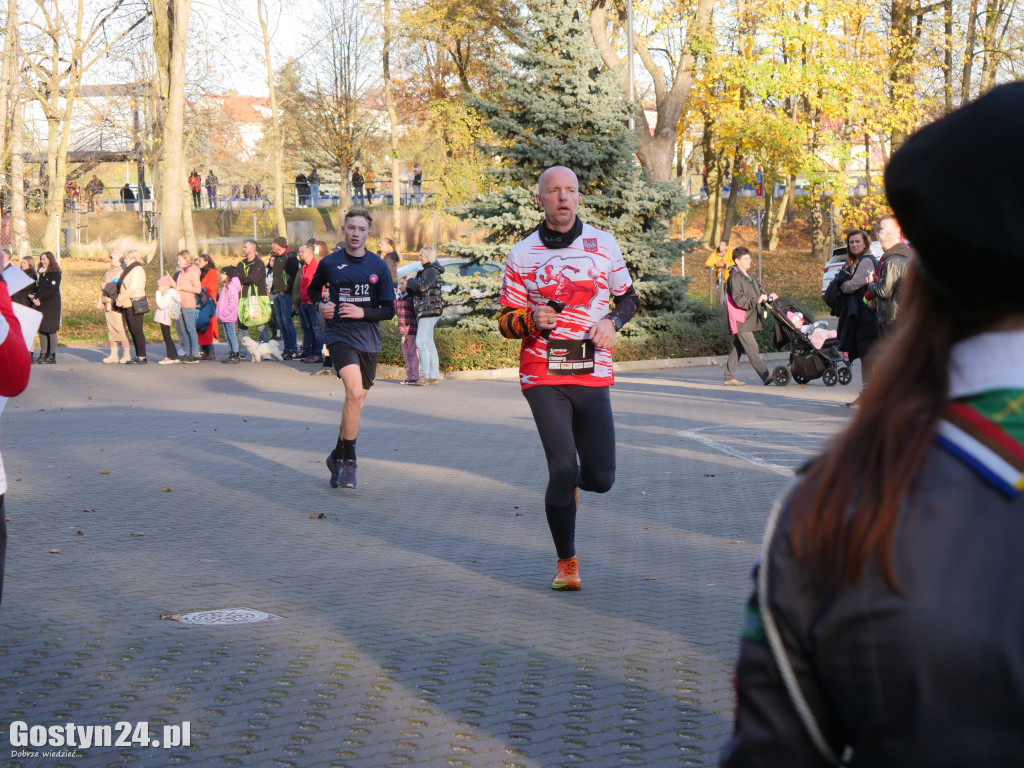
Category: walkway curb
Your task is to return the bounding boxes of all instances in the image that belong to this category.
[378,351,792,382]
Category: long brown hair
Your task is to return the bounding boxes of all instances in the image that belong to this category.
[39,251,61,274]
[790,262,999,589]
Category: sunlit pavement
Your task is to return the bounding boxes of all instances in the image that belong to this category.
[0,345,860,766]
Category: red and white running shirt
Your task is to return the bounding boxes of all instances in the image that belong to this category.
[500,223,632,390]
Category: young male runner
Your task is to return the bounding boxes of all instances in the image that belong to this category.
[308,208,395,489]
[499,166,639,590]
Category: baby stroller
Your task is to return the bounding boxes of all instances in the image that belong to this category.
[766,299,853,387]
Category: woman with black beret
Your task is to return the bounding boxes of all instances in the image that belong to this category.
[722,82,1024,768]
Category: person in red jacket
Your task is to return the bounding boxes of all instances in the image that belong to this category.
[0,274,32,606]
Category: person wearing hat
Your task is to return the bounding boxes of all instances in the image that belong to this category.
[269,236,300,359]
[721,82,1024,767]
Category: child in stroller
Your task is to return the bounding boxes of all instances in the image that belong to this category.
[766,298,853,386]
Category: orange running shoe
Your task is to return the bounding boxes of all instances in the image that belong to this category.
[551,557,581,591]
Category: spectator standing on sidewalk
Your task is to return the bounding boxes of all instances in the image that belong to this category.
[116,250,148,364]
[297,243,323,363]
[269,237,300,359]
[217,266,242,363]
[723,247,776,386]
[721,81,1024,768]
[174,250,202,362]
[826,229,879,407]
[0,270,32,606]
[405,247,444,385]
[195,253,220,360]
[395,276,418,385]
[30,251,61,364]
[153,276,181,365]
[99,249,130,363]
[867,214,913,338]
[499,165,639,591]
[237,239,270,343]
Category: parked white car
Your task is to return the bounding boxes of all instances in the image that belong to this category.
[820,240,883,294]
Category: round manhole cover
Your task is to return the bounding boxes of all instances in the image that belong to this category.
[178,607,279,626]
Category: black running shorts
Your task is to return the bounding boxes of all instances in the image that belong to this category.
[328,342,379,390]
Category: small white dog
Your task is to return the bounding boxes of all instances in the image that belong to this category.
[240,336,284,363]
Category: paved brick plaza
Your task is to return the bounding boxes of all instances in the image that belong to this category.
[0,346,857,766]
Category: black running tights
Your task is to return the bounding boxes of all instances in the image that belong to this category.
[523,384,616,560]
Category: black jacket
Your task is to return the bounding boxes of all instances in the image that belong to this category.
[237,256,268,296]
[270,250,299,295]
[406,262,445,319]
[722,443,1024,767]
[827,256,878,361]
[35,271,62,333]
[873,243,913,329]
[727,269,764,333]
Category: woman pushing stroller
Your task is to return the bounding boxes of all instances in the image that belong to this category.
[724,246,777,386]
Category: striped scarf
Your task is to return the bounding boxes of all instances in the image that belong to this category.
[937,389,1024,497]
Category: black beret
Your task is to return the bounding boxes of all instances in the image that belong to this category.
[884,82,1024,311]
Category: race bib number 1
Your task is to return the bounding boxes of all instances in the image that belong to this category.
[546,339,595,375]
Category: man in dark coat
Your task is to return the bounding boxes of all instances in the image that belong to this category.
[351,168,364,205]
[867,214,913,336]
[237,239,270,343]
[269,236,300,359]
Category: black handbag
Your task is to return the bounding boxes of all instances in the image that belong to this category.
[131,295,150,315]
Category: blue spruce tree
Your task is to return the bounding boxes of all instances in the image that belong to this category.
[446,0,700,337]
